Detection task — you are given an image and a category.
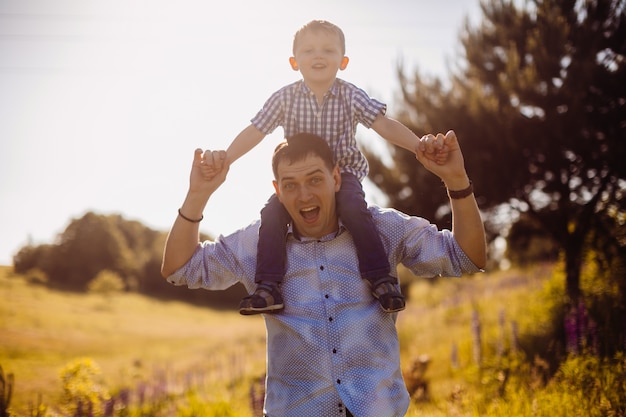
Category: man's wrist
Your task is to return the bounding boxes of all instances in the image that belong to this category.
[447,180,474,199]
[443,175,471,191]
[180,191,210,219]
[178,208,203,223]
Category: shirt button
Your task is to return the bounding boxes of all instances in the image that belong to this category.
[333,348,337,354]
[320,265,324,270]
[325,294,329,298]
[329,317,333,322]
[337,379,341,384]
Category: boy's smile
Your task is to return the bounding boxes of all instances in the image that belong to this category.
[290,29,348,91]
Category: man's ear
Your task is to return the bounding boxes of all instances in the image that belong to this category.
[289,57,299,71]
[333,166,342,192]
[273,180,281,199]
[339,56,349,71]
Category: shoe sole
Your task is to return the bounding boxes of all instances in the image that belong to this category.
[239,304,285,316]
[372,290,406,313]
[380,304,406,313]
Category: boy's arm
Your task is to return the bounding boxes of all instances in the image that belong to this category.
[370,114,420,153]
[201,125,265,181]
[225,124,266,164]
[371,114,449,165]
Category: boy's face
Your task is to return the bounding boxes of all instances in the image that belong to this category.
[290,29,349,87]
[273,153,341,239]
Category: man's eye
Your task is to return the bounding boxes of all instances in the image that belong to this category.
[310,177,322,185]
[283,183,295,191]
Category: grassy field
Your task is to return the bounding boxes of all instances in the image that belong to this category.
[0,264,553,416]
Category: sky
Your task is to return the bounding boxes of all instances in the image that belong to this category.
[0,0,481,265]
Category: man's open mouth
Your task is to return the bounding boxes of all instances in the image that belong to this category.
[300,206,320,221]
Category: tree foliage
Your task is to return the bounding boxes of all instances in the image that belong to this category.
[365,0,626,301]
[12,211,248,308]
[14,212,157,290]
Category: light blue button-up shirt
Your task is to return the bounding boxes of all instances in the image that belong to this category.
[167,206,480,417]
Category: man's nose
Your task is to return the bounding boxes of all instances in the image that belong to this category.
[297,184,313,200]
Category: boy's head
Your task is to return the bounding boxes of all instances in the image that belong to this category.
[292,20,346,56]
[289,20,349,76]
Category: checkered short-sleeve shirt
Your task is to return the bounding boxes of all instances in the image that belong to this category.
[251,79,386,181]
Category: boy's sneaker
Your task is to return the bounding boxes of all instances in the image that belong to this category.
[239,282,284,315]
[371,277,406,313]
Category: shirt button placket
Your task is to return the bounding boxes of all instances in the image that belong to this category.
[318,242,344,397]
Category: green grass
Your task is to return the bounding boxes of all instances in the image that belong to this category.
[0,266,266,415]
[3,262,610,416]
[398,266,552,415]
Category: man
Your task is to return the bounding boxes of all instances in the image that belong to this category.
[161,131,486,417]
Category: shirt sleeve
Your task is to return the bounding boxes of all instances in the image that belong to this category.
[165,224,258,292]
[345,81,386,129]
[251,87,287,134]
[374,207,482,277]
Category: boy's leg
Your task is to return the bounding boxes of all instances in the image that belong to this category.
[337,173,405,312]
[255,194,290,283]
[239,194,290,315]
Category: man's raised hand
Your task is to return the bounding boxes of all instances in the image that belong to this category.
[189,149,229,195]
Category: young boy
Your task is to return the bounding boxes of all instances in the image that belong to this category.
[217,20,435,315]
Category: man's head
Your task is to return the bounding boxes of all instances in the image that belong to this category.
[289,20,349,82]
[272,133,341,239]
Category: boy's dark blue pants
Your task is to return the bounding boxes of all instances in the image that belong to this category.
[255,172,391,284]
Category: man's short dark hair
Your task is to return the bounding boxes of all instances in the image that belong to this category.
[272,133,336,179]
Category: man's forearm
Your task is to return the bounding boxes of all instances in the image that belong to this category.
[161,192,209,277]
[449,187,486,269]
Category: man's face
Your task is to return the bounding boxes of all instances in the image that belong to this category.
[273,153,341,239]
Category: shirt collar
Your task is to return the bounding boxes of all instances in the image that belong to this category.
[298,79,340,98]
[286,220,347,242]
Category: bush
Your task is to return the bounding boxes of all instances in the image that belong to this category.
[59,358,110,417]
[88,270,126,296]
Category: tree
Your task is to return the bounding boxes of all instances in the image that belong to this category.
[52,212,135,289]
[365,0,625,301]
[12,211,249,308]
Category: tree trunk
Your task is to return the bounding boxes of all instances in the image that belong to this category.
[564,236,584,302]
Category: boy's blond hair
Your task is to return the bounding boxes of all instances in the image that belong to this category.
[292,20,346,55]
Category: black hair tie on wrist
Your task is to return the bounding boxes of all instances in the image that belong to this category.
[178,208,203,223]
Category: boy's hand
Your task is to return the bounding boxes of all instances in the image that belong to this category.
[200,149,227,180]
[189,149,229,195]
[416,130,466,184]
[415,134,450,165]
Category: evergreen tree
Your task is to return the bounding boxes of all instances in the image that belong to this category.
[365,0,626,301]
